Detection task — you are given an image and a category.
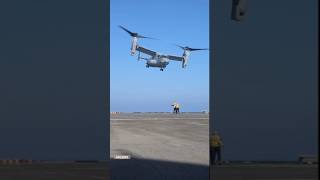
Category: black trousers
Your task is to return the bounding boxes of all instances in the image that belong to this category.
[210,147,221,164]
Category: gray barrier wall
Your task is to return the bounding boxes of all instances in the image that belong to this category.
[211,0,318,161]
[0,0,109,161]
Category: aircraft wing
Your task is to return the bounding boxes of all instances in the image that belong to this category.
[136,45,157,57]
[167,55,184,61]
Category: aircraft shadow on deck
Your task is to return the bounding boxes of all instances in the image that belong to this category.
[109,158,209,180]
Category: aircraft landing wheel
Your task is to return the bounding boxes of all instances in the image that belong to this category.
[160,68,164,71]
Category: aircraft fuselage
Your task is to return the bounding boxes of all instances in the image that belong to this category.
[146,56,169,70]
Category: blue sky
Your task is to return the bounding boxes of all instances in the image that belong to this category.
[111,0,209,112]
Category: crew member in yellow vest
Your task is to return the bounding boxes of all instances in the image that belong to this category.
[175,103,180,114]
[171,102,180,114]
[210,131,223,165]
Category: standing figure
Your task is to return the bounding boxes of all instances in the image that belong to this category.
[175,103,180,114]
[171,102,180,114]
[171,102,177,113]
[210,131,223,165]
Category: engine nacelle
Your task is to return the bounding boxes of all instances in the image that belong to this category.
[182,50,190,68]
[130,37,138,55]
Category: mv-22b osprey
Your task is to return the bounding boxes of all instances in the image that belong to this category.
[119,26,208,71]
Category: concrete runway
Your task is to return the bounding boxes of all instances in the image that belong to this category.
[111,113,209,165]
[110,112,209,179]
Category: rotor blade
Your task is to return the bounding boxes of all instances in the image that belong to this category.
[174,44,186,50]
[118,25,135,36]
[188,48,208,51]
[137,35,158,40]
[175,44,208,51]
[119,26,157,39]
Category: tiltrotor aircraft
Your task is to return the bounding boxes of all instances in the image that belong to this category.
[119,25,208,71]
